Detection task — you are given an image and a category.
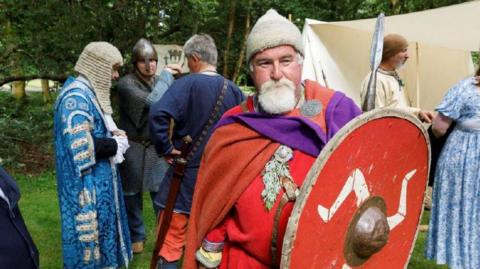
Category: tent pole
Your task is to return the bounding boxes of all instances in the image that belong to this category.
[415,42,421,108]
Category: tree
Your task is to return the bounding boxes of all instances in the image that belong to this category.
[222,0,237,77]
[0,0,470,97]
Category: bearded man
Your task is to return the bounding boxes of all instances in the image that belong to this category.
[117,38,180,254]
[183,9,361,269]
[54,42,132,268]
[360,33,434,123]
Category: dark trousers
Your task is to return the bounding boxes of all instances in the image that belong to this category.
[124,191,160,242]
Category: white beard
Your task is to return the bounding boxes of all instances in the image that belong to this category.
[258,78,297,114]
[395,60,407,70]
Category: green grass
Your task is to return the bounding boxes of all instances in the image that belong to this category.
[13,170,450,269]
[408,211,450,269]
[15,170,158,269]
[16,171,61,269]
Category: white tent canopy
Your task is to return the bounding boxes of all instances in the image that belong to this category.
[302,1,479,110]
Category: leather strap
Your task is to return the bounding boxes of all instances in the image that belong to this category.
[240,100,249,112]
[271,193,289,265]
[271,176,299,265]
[186,78,228,162]
[150,78,228,269]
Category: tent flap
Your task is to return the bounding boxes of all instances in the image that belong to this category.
[302,2,476,110]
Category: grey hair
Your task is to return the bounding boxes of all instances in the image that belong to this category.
[248,51,304,72]
[183,34,218,66]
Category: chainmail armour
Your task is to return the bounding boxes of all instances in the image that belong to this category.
[74,42,123,115]
[117,71,174,193]
[117,74,159,192]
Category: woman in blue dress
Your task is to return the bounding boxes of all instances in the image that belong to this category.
[426,64,480,269]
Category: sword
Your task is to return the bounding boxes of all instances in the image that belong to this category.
[362,13,385,112]
[150,135,192,269]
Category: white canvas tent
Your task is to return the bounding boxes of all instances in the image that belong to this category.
[302,1,479,110]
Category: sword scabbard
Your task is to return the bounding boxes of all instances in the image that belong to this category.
[150,136,192,269]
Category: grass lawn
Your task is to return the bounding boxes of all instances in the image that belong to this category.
[16,170,157,269]
[14,170,450,269]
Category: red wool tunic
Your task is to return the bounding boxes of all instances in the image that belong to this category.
[205,149,315,268]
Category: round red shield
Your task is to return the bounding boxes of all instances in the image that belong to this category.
[281,109,430,269]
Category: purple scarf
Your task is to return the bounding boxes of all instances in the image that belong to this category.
[216,91,361,157]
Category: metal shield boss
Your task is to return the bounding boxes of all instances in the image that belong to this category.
[281,109,430,269]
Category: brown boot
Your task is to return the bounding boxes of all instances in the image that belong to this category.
[132,241,144,254]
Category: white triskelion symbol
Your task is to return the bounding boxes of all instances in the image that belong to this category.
[317,168,416,269]
[317,168,417,228]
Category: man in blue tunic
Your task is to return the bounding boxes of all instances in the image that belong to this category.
[117,38,181,254]
[149,34,245,268]
[54,42,132,269]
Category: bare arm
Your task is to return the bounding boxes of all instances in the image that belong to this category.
[164,63,182,75]
[432,113,453,138]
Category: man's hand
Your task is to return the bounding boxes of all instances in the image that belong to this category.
[164,64,182,75]
[165,148,181,164]
[112,129,127,137]
[418,110,434,124]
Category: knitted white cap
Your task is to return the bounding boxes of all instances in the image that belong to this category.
[74,42,123,115]
[246,9,304,64]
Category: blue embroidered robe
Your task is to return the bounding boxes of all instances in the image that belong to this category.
[54,76,132,269]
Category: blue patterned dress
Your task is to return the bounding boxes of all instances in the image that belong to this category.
[426,77,480,269]
[54,76,132,268]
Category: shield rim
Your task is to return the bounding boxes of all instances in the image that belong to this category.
[280,108,431,269]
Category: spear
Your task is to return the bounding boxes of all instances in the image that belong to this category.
[362,13,385,112]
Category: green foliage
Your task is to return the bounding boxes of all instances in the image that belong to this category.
[0,0,472,84]
[0,91,55,173]
[473,52,479,69]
